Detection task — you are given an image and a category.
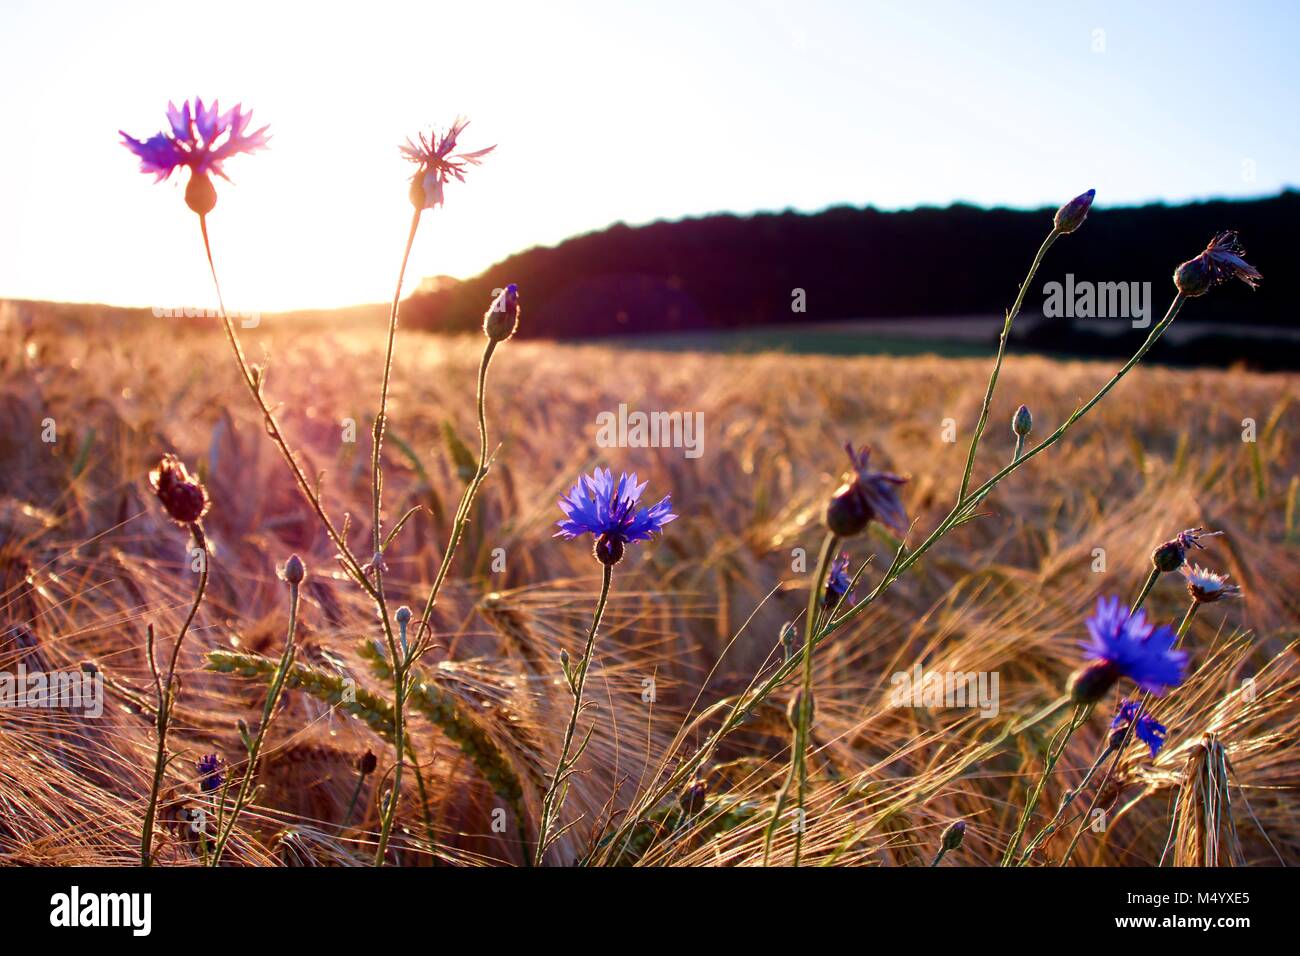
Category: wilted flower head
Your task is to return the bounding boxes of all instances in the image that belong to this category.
[120,99,269,215]
[1069,596,1188,702]
[823,444,909,538]
[1151,527,1222,573]
[823,552,856,608]
[1110,699,1168,758]
[555,468,676,566]
[1173,232,1261,297]
[197,753,224,793]
[402,117,495,210]
[483,284,520,342]
[149,454,209,525]
[1053,188,1096,234]
[1180,564,1242,604]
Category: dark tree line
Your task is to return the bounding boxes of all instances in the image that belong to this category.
[404,190,1297,362]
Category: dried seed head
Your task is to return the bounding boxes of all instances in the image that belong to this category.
[149,454,210,525]
[1054,188,1095,234]
[1181,564,1242,604]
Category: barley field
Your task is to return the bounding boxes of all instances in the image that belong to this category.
[3,302,1296,867]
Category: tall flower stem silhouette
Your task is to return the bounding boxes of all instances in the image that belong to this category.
[198,214,375,592]
[368,208,422,865]
[371,122,496,863]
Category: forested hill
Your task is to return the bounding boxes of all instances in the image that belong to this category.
[405,191,1297,340]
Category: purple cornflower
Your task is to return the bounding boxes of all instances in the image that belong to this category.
[197,753,224,793]
[1069,596,1188,703]
[121,98,269,215]
[823,443,909,538]
[120,99,269,182]
[823,553,856,608]
[555,468,675,566]
[401,117,495,209]
[1110,699,1168,759]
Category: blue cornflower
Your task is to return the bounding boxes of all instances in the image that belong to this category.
[1110,699,1168,759]
[823,553,856,608]
[197,753,224,793]
[1069,596,1188,703]
[555,468,675,566]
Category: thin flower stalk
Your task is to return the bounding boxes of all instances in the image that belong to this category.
[208,558,303,865]
[140,522,208,867]
[762,532,836,865]
[534,562,613,865]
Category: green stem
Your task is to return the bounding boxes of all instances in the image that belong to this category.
[1131,567,1160,614]
[1001,704,1089,866]
[415,338,499,644]
[762,533,836,866]
[198,215,373,594]
[534,562,613,865]
[140,522,208,866]
[370,208,424,867]
[1017,738,1116,864]
[209,576,300,865]
[957,228,1060,501]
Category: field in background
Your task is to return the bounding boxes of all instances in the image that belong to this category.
[1,310,1297,866]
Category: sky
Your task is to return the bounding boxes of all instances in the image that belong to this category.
[1,0,1298,312]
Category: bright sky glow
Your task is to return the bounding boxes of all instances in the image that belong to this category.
[2,0,1298,311]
